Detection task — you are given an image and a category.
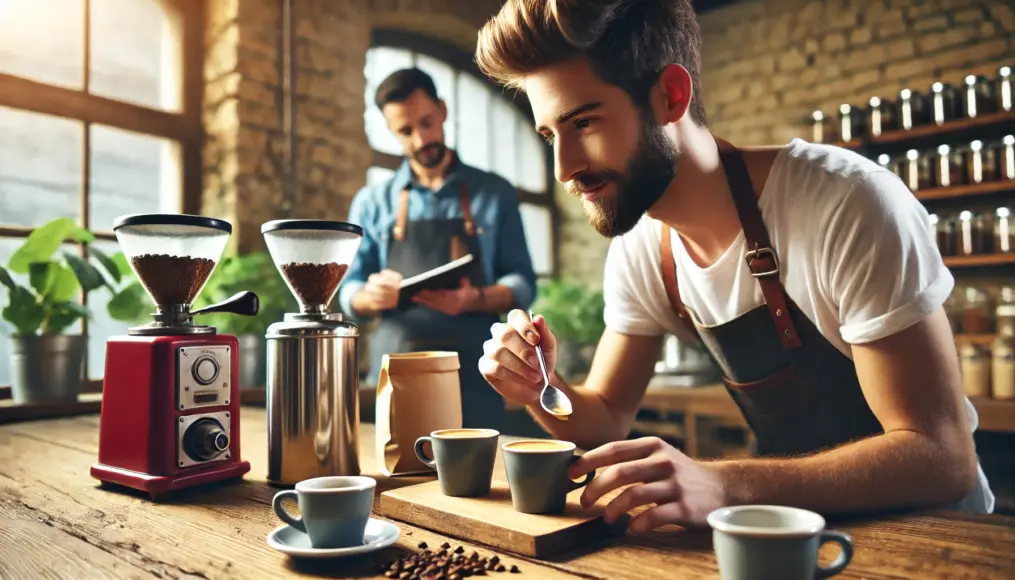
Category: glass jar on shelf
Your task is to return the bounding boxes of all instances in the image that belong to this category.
[993,336,1015,400]
[866,96,895,137]
[897,88,930,130]
[967,140,1001,184]
[930,81,962,125]
[811,110,829,144]
[945,287,963,334]
[963,74,996,119]
[934,144,967,188]
[930,213,956,256]
[837,103,866,143]
[960,343,991,398]
[962,286,993,334]
[1001,135,1015,181]
[902,149,935,191]
[995,207,1015,253]
[957,211,991,255]
[998,66,1012,113]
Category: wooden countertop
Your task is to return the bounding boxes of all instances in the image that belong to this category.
[2,410,1014,579]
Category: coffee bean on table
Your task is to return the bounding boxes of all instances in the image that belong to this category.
[441,542,451,549]
[418,541,428,549]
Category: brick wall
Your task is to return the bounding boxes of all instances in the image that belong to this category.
[699,0,1015,145]
[560,0,1015,287]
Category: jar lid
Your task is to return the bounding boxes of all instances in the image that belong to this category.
[998,207,1011,218]
[1000,66,1011,77]
[1005,135,1015,146]
[998,304,1015,316]
[812,110,824,121]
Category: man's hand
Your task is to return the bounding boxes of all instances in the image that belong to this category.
[478,309,557,406]
[351,269,402,315]
[413,278,479,316]
[569,437,728,532]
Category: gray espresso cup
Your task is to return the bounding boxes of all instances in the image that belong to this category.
[272,476,376,549]
[707,505,854,580]
[502,439,595,514]
[414,428,500,497]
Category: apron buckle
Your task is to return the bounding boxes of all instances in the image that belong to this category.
[745,246,779,277]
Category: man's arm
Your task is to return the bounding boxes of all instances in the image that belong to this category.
[524,329,664,449]
[717,307,977,513]
[338,189,381,319]
[471,180,538,314]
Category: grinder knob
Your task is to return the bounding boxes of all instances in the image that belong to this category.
[183,418,229,462]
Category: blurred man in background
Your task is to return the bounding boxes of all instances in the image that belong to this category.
[339,68,537,431]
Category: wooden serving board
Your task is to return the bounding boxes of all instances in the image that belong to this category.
[376,478,627,558]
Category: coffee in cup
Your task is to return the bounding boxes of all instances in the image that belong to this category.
[272,476,376,549]
[707,505,854,580]
[415,428,499,497]
[501,439,594,514]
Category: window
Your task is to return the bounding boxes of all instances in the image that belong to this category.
[362,31,557,277]
[0,0,202,389]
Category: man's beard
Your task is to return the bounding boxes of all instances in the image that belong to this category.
[567,117,678,238]
[413,142,448,169]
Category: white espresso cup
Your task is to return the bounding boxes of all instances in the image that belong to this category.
[707,505,853,580]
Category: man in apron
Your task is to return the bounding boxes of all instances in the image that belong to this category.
[473,0,995,530]
[339,68,537,432]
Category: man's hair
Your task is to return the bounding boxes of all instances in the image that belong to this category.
[475,0,707,126]
[374,67,440,110]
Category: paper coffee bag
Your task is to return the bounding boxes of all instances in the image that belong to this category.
[375,351,463,476]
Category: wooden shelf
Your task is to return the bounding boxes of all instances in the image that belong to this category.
[943,253,1015,267]
[955,334,997,346]
[916,180,1015,201]
[831,110,1015,154]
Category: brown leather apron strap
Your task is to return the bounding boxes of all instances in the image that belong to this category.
[458,183,475,236]
[393,184,475,241]
[660,225,699,338]
[714,138,802,349]
[394,187,410,241]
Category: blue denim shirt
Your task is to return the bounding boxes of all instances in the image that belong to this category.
[338,155,537,320]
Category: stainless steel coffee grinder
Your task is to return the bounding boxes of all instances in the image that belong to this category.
[261,219,364,485]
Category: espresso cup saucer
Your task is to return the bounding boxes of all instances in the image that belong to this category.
[266,518,400,559]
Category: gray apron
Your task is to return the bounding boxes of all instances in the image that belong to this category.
[659,137,986,511]
[369,181,505,431]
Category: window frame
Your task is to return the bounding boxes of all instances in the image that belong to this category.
[368,28,560,277]
[0,0,206,394]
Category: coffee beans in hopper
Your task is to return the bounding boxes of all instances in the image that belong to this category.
[381,544,519,579]
[280,262,348,306]
[131,254,215,305]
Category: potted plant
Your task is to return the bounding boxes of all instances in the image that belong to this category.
[0,218,149,404]
[192,251,297,389]
[530,278,606,380]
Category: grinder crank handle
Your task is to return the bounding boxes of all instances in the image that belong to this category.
[191,291,260,317]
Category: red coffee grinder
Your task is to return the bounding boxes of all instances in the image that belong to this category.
[91,214,258,500]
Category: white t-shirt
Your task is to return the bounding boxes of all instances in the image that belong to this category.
[603,137,994,513]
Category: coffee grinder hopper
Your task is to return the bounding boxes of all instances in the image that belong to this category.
[261,220,364,317]
[113,214,259,334]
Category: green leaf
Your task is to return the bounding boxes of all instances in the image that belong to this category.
[63,251,105,292]
[67,227,95,243]
[45,301,88,334]
[90,247,121,284]
[111,252,132,278]
[107,282,149,323]
[29,262,54,295]
[0,266,15,289]
[49,263,81,302]
[7,218,77,273]
[2,285,44,335]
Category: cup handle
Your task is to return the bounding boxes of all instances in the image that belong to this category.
[568,455,595,492]
[414,436,437,469]
[272,490,305,533]
[814,530,853,579]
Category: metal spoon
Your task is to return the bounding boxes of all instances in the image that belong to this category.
[528,311,573,420]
